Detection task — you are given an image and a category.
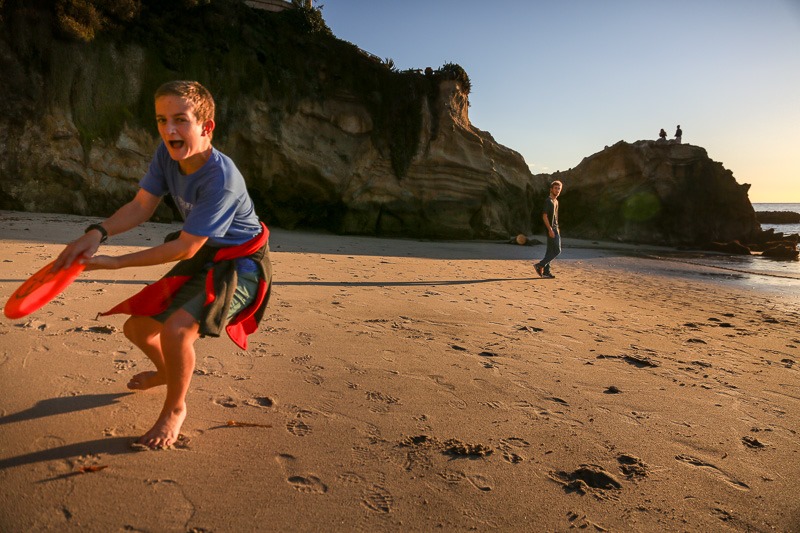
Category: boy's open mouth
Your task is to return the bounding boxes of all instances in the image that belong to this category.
[168,140,185,149]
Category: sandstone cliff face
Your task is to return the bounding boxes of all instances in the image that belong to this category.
[223,80,540,239]
[547,140,762,246]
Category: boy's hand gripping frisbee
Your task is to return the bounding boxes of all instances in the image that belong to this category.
[4,260,85,319]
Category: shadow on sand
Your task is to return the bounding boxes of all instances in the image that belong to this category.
[0,392,140,471]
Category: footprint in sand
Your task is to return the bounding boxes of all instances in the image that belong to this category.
[275,454,328,494]
[675,454,750,490]
[35,435,66,451]
[295,332,313,346]
[437,470,465,484]
[446,395,468,410]
[402,447,433,471]
[742,436,768,449]
[337,472,365,484]
[618,453,649,478]
[365,391,400,405]
[214,396,238,408]
[368,404,389,414]
[351,446,375,464]
[362,485,394,513]
[429,375,455,391]
[287,475,327,493]
[502,451,524,463]
[113,359,136,373]
[466,473,494,492]
[286,418,311,437]
[247,396,275,408]
[346,365,367,375]
[21,319,48,331]
[502,437,531,448]
[304,373,324,386]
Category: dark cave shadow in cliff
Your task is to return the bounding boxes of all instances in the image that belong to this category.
[268,228,544,261]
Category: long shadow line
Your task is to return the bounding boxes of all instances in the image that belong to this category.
[3,277,539,288]
[0,279,152,285]
[273,277,538,287]
[0,392,138,471]
[0,393,132,426]
[1,437,139,472]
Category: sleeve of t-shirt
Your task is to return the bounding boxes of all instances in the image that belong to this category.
[138,143,170,197]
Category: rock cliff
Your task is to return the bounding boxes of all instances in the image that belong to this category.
[0,1,782,250]
[0,1,542,240]
[545,140,764,246]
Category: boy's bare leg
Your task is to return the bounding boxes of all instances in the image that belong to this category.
[137,309,200,448]
[123,316,167,390]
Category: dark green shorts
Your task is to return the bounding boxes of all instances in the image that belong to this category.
[153,269,261,324]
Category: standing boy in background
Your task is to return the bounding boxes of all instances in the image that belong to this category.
[534,180,562,279]
[55,81,272,449]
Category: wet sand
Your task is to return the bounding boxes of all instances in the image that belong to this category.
[1,210,799,531]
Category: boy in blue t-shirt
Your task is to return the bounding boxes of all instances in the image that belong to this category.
[55,81,271,449]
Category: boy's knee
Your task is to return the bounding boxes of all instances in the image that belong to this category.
[162,314,200,344]
[123,316,140,342]
[123,315,160,343]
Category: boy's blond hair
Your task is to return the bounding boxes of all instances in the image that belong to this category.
[154,80,215,123]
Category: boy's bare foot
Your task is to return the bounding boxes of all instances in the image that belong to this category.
[127,371,166,390]
[138,407,186,449]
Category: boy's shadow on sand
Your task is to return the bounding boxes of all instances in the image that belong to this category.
[0,392,137,471]
[0,392,132,426]
[0,436,137,473]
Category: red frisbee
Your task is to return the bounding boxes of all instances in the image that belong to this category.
[4,260,86,319]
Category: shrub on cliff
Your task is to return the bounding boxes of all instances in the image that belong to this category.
[439,62,471,95]
[52,0,140,41]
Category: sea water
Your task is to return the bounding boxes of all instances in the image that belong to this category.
[644,203,800,294]
[753,202,800,237]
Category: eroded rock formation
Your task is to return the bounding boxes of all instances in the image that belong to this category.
[223,80,540,239]
[545,140,763,246]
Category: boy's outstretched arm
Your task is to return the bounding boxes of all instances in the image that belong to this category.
[87,231,207,271]
[54,189,162,270]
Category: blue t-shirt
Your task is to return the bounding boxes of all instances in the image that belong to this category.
[140,143,261,247]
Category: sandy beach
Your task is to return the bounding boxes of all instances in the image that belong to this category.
[1,210,798,532]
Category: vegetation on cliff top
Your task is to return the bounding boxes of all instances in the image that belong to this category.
[1,0,471,178]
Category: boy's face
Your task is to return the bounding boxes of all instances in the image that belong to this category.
[155,95,215,173]
[551,183,562,197]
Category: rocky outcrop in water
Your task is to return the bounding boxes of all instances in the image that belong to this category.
[756,211,800,224]
[761,240,799,260]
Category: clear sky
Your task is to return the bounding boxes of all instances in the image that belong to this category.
[321,0,800,203]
